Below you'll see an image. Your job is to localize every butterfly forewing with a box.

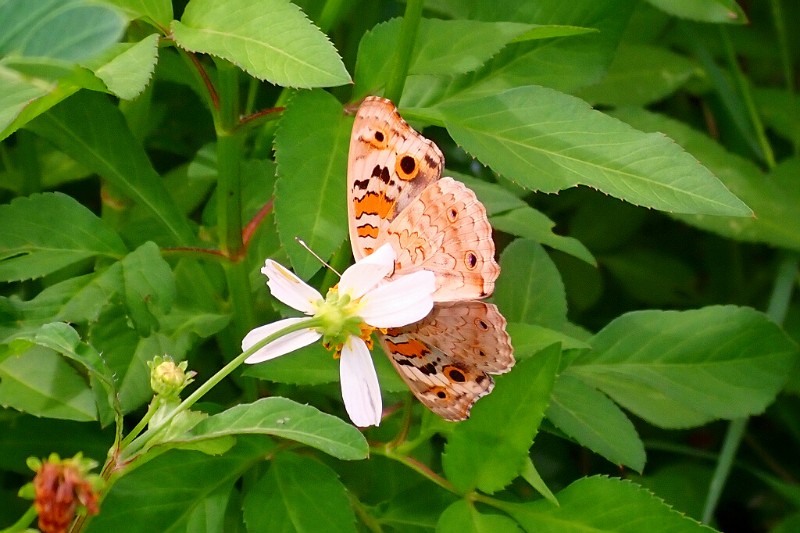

[348,97,443,260]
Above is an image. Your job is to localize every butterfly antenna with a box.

[294,237,342,277]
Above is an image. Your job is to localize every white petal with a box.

[359,270,436,328]
[262,260,322,314]
[339,337,382,427]
[339,243,396,300]
[242,317,322,364]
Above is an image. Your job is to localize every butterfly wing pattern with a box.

[347,96,514,421]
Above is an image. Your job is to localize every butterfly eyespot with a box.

[443,365,466,383]
[367,129,389,149]
[395,154,419,181]
[475,319,489,330]
[447,207,458,222]
[465,251,479,270]
[429,386,450,399]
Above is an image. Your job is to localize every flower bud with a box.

[148,355,196,399]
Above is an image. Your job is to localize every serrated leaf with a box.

[451,173,527,215]
[85,438,271,533]
[0,192,126,281]
[0,0,126,63]
[0,345,95,421]
[92,34,160,100]
[646,0,747,24]
[442,344,560,493]
[613,108,800,251]
[274,90,349,279]
[503,476,715,532]
[436,87,751,216]
[570,306,799,429]
[104,0,173,27]
[507,323,590,360]
[355,18,537,96]
[182,397,368,460]
[578,43,699,107]
[401,1,636,102]
[495,240,567,328]
[438,499,523,533]
[491,206,595,266]
[26,91,197,245]
[172,0,350,88]
[547,374,645,471]
[243,453,357,532]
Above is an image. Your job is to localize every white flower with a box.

[242,244,436,427]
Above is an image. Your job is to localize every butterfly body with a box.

[347,96,514,420]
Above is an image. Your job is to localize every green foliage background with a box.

[0,0,799,531]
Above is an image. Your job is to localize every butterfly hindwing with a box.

[378,177,500,301]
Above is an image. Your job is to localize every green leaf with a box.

[243,341,338,385]
[404,1,636,97]
[503,476,715,532]
[121,242,176,336]
[507,323,590,360]
[355,18,537,96]
[0,192,127,281]
[495,240,567,328]
[243,453,357,532]
[520,458,558,506]
[631,463,714,521]
[577,43,699,107]
[547,374,645,471]
[91,34,160,100]
[646,0,747,24]
[0,0,126,63]
[90,307,187,413]
[613,108,800,251]
[491,206,595,266]
[437,87,752,216]
[451,173,527,215]
[172,0,350,88]
[0,65,55,140]
[571,306,799,428]
[754,87,800,147]
[274,90,349,279]
[104,0,173,27]
[85,437,271,533]
[442,344,560,493]
[438,499,522,533]
[0,344,95,421]
[182,397,368,460]
[26,91,197,245]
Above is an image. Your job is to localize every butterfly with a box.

[347,96,514,420]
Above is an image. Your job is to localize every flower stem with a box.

[119,317,324,461]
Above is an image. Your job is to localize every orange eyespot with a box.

[395,154,419,181]
[428,386,450,400]
[366,128,389,149]
[443,365,467,383]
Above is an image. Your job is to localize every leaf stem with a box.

[371,446,457,493]
[384,0,423,102]
[701,254,798,523]
[719,26,775,170]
